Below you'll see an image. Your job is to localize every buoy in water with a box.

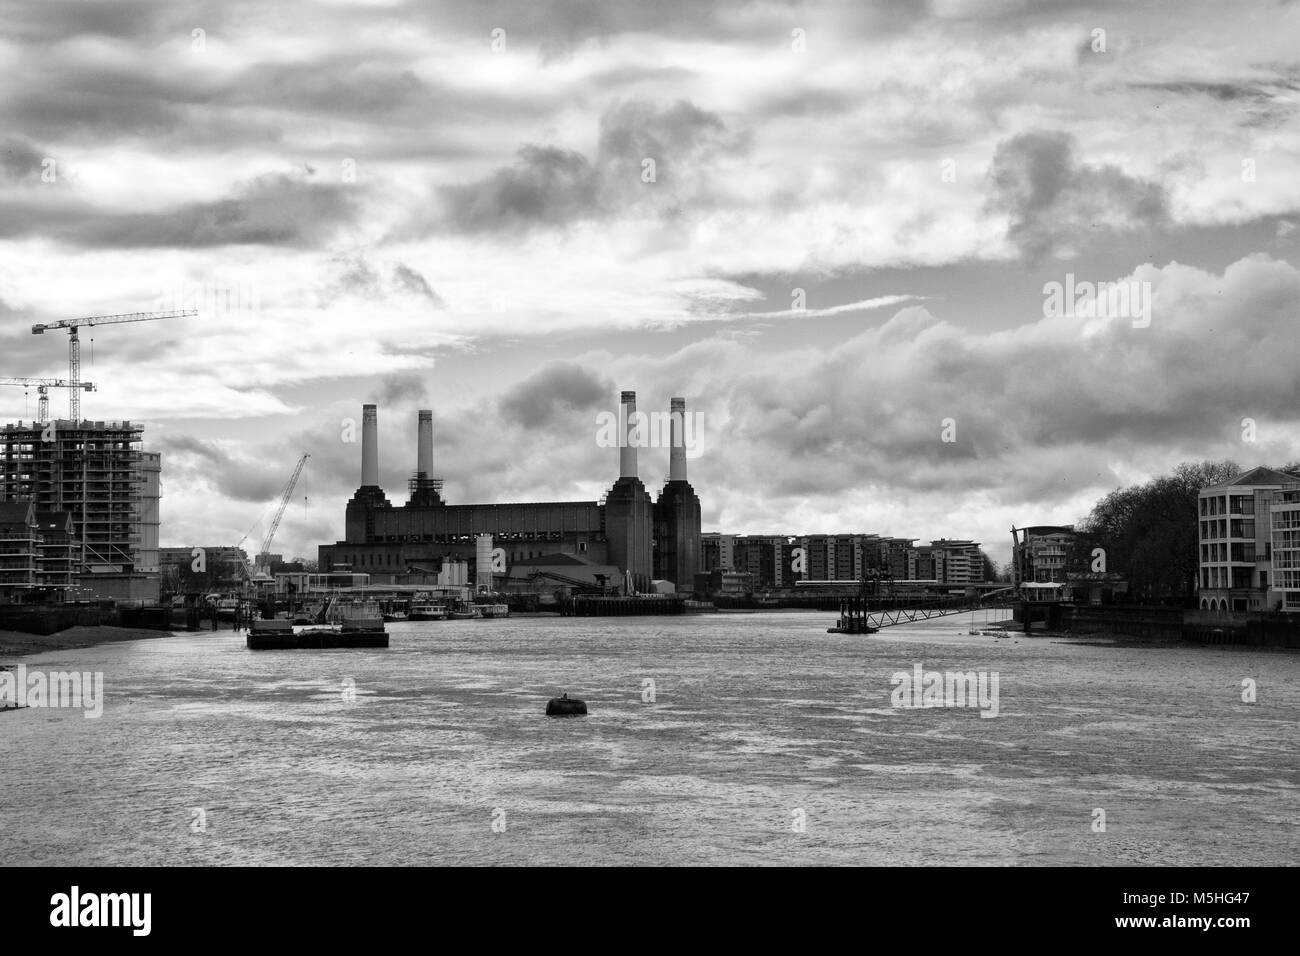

[546,693,587,716]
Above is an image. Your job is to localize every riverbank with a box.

[0,625,174,661]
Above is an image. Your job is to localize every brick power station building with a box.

[318,392,702,594]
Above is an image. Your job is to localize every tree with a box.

[980,552,997,582]
[1076,460,1241,605]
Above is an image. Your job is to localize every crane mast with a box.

[31,309,196,420]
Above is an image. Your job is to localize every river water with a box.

[2,611,1297,866]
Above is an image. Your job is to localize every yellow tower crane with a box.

[31,309,196,420]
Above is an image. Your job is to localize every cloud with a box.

[743,294,925,320]
[434,99,743,234]
[392,263,444,304]
[440,145,599,233]
[0,137,45,182]
[0,171,361,247]
[498,361,611,429]
[986,131,1168,261]
[596,98,743,181]
[371,374,431,408]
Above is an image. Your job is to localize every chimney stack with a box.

[619,390,638,479]
[669,397,688,482]
[361,403,379,487]
[417,410,433,478]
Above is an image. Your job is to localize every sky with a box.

[1,0,1298,568]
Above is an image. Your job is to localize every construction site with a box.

[0,308,193,626]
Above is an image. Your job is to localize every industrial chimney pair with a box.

[618,391,690,483]
[359,404,434,489]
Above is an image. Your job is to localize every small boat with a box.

[409,603,448,621]
[448,605,481,620]
[476,603,510,618]
[546,693,587,716]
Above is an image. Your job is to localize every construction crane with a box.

[0,377,96,422]
[253,453,310,576]
[31,309,196,420]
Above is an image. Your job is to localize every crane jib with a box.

[27,309,195,420]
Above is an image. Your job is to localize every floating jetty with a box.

[561,596,685,616]
[246,618,388,650]
[827,597,879,634]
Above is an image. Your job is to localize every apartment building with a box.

[1197,467,1295,612]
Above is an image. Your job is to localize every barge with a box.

[246,617,388,650]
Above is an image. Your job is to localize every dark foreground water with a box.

[2,611,1297,865]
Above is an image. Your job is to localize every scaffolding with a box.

[0,419,150,572]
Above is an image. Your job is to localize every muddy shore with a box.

[0,625,175,661]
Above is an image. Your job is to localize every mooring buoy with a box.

[546,693,587,716]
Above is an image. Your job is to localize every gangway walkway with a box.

[850,587,1018,631]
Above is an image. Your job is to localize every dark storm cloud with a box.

[1129,77,1300,128]
[372,373,431,407]
[596,99,746,180]
[392,263,443,304]
[321,256,445,306]
[435,100,743,233]
[157,433,298,503]
[155,434,226,465]
[986,130,1168,262]
[2,59,210,140]
[498,361,610,428]
[440,145,599,232]
[0,138,45,182]
[0,0,175,42]
[216,467,294,504]
[401,0,817,49]
[0,171,360,248]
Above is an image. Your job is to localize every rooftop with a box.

[1203,466,1300,491]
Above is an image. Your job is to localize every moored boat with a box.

[409,602,448,621]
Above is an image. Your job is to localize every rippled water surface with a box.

[3,612,1297,865]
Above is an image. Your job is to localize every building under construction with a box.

[0,419,161,602]
[318,391,703,594]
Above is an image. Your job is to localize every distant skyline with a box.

[2,0,1298,568]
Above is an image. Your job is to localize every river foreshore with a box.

[0,626,174,661]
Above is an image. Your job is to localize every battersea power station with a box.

[318,391,702,594]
